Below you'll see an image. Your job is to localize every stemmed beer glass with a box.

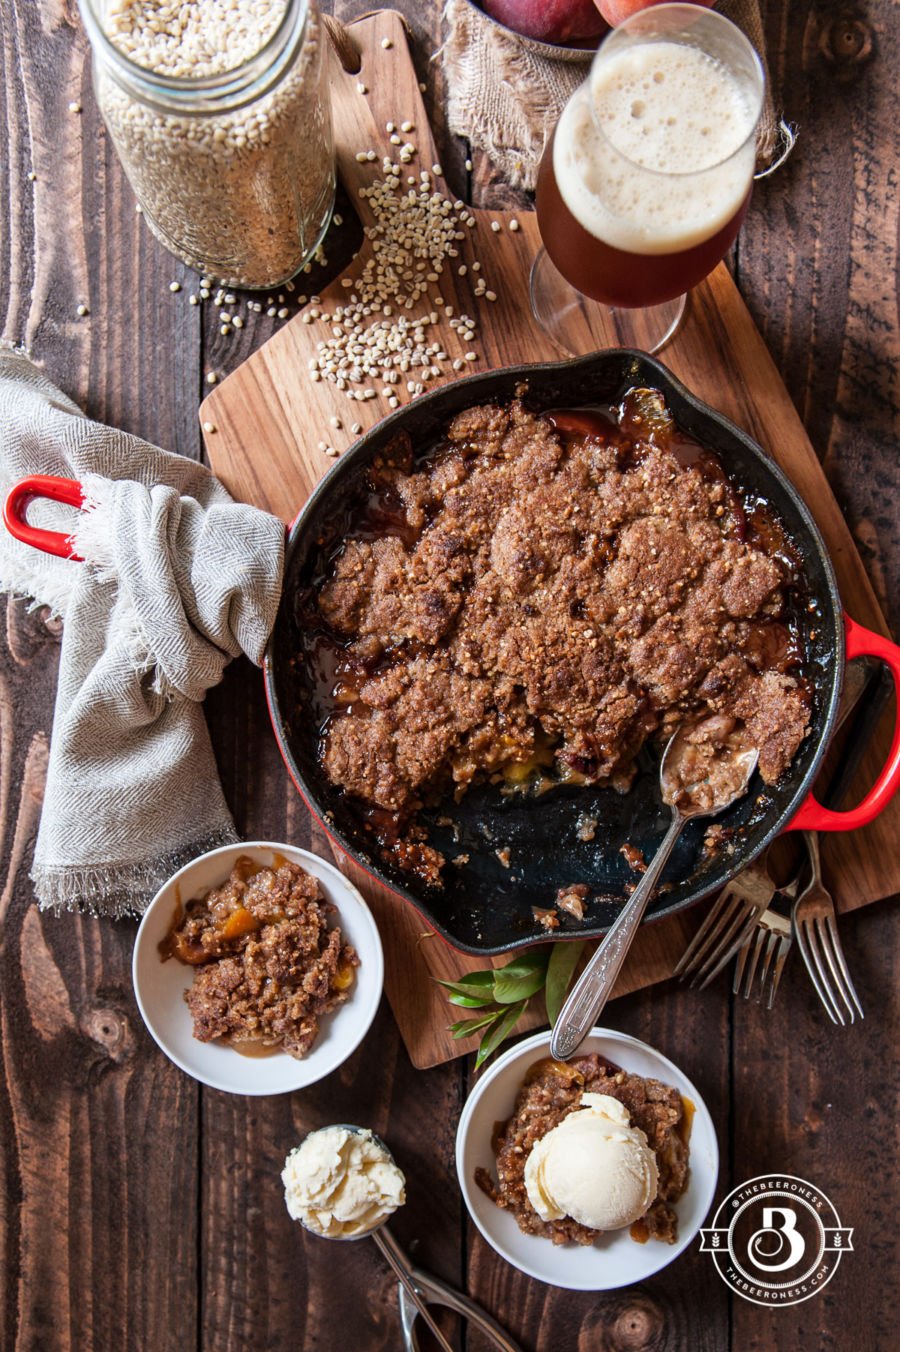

[531,3,765,354]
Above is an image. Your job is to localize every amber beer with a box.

[537,138,751,308]
[536,14,762,310]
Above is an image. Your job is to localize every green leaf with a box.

[544,941,586,1026]
[448,1010,503,1039]
[492,964,549,1005]
[491,948,550,1005]
[437,972,497,1006]
[436,970,496,1002]
[475,1000,528,1069]
[446,991,497,1008]
[495,950,550,980]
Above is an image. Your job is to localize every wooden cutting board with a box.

[202,10,900,1069]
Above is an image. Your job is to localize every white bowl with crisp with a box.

[456,1028,718,1290]
[132,842,383,1095]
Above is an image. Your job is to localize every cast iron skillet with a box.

[259,350,900,954]
[8,352,898,954]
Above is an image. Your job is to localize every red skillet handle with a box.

[3,475,86,562]
[788,613,900,832]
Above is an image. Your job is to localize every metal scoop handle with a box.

[292,1125,520,1351]
[371,1228,456,1352]
[388,1231,523,1352]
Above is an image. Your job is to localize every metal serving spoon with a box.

[291,1126,521,1352]
[550,723,759,1061]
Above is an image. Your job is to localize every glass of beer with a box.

[532,4,765,354]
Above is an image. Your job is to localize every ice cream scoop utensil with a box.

[290,1126,521,1352]
[381,1228,522,1352]
[551,726,759,1060]
[367,1227,456,1352]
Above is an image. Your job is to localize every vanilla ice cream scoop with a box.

[282,1125,406,1238]
[282,1126,519,1352]
[524,1092,658,1231]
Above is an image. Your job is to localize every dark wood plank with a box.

[730,899,898,1352]
[0,1,203,1347]
[1,1,897,1350]
[0,597,199,1352]
[740,0,900,632]
[734,2,898,1348]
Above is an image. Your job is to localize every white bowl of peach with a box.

[132,842,383,1095]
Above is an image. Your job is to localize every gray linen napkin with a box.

[0,349,285,917]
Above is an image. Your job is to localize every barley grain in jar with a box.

[80,0,335,289]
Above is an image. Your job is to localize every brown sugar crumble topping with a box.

[475,1054,690,1246]
[162,855,359,1059]
[305,389,811,884]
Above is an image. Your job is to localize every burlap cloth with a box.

[0,349,285,917]
[442,0,794,191]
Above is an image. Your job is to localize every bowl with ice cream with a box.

[456,1028,718,1289]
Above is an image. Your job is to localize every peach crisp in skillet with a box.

[301,389,811,886]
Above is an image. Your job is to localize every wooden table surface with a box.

[1,2,897,1349]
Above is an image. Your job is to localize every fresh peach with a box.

[594,0,714,28]
[481,0,607,44]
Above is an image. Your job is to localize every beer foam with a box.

[554,41,758,256]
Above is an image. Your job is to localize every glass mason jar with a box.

[79,0,335,290]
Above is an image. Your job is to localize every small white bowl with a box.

[456,1028,718,1290]
[133,842,383,1096]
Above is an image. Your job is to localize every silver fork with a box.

[792,832,865,1025]
[673,852,776,989]
[732,866,804,1008]
[672,660,877,996]
[726,658,878,1009]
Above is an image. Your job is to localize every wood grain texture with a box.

[201,10,900,1071]
[0,597,199,1352]
[729,897,898,1352]
[742,2,900,631]
[0,0,896,1348]
[1,1,202,1346]
[200,10,551,512]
